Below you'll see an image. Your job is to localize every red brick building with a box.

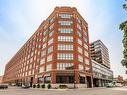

[3,7,92,88]
[0,76,3,83]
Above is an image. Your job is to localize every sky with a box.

[0,0,127,79]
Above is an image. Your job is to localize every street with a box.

[0,87,127,95]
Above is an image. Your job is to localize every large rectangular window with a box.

[39,66,44,73]
[49,17,55,23]
[77,31,82,38]
[79,64,84,71]
[47,46,53,53]
[49,23,54,30]
[78,39,82,46]
[57,63,74,70]
[58,44,73,50]
[84,44,88,50]
[78,55,83,62]
[85,58,90,65]
[49,30,54,37]
[40,58,45,64]
[84,51,89,57]
[58,28,73,33]
[59,13,73,18]
[41,50,46,57]
[42,43,46,49]
[46,64,52,71]
[58,36,73,42]
[47,54,53,62]
[57,53,73,60]
[78,47,83,54]
[77,24,81,30]
[48,38,53,45]
[84,37,88,43]
[58,20,73,26]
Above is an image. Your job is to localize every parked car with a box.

[106,83,114,88]
[21,84,30,89]
[11,83,16,86]
[0,84,8,89]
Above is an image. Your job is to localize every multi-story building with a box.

[0,76,3,83]
[90,40,113,87]
[3,7,92,88]
[92,60,113,87]
[90,40,110,69]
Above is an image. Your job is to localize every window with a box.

[29,64,32,69]
[49,23,54,30]
[85,58,90,65]
[45,76,51,83]
[47,46,53,53]
[42,43,46,49]
[78,47,83,54]
[28,70,31,75]
[58,28,73,33]
[58,20,73,25]
[84,51,89,57]
[84,31,87,36]
[43,37,47,42]
[77,24,81,30]
[79,64,84,71]
[59,13,73,18]
[86,67,90,73]
[39,66,44,73]
[84,44,88,50]
[58,44,73,50]
[78,55,83,62]
[46,64,52,71]
[77,31,82,38]
[41,50,46,57]
[38,77,43,83]
[40,58,45,64]
[30,58,33,63]
[77,17,81,23]
[57,63,74,70]
[58,36,73,42]
[49,17,54,23]
[49,30,54,37]
[48,38,53,45]
[34,56,36,61]
[47,54,52,62]
[43,29,48,36]
[57,53,73,60]
[78,39,82,46]
[84,37,88,43]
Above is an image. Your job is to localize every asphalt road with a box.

[0,86,127,95]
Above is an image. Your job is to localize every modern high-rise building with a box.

[3,7,92,88]
[90,40,113,87]
[90,40,110,69]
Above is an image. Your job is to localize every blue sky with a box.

[0,0,127,78]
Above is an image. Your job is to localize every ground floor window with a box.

[44,76,51,83]
[80,76,85,83]
[56,76,74,83]
[38,77,43,83]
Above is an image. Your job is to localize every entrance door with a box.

[30,77,33,87]
[86,76,92,88]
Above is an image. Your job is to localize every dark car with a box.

[0,84,8,89]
